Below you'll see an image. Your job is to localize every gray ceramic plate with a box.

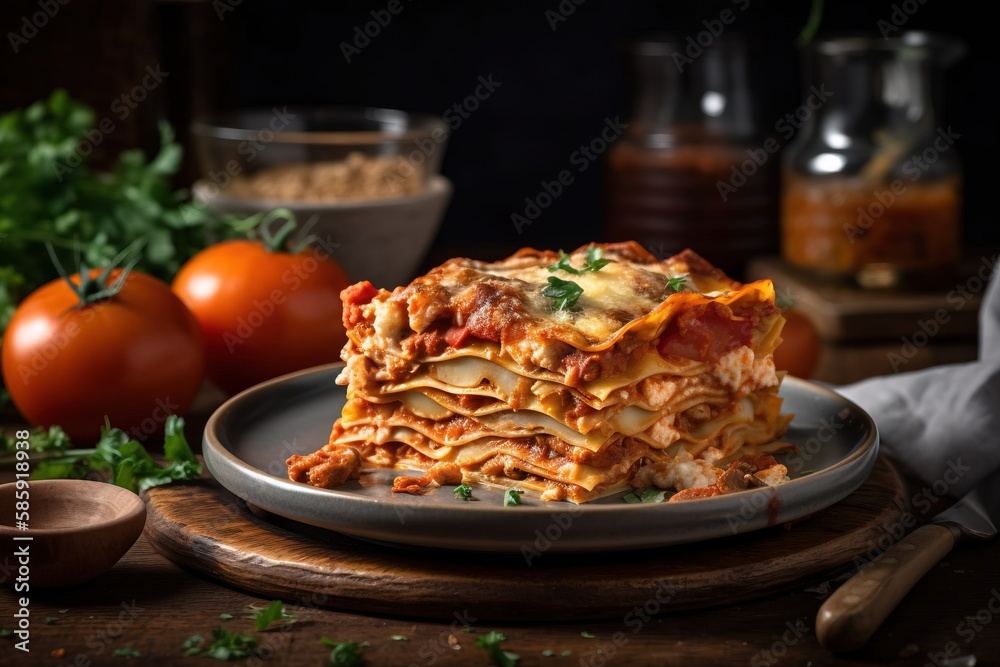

[203,364,879,552]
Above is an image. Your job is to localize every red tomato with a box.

[772,309,821,379]
[171,240,350,395]
[1,270,205,443]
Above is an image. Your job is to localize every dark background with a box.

[1,0,995,260]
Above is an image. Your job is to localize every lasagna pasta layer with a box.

[288,242,793,503]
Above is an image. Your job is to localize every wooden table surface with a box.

[2,473,999,666]
[1,527,998,666]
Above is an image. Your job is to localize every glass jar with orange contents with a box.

[781,33,965,287]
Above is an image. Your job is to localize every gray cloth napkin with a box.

[836,260,1000,499]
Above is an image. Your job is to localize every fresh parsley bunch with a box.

[0,90,254,403]
[0,91,217,308]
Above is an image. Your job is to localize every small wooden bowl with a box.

[0,479,146,588]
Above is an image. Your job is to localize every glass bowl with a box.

[190,106,449,203]
[190,106,453,288]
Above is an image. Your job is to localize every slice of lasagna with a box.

[287,242,793,503]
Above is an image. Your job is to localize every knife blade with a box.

[816,482,999,653]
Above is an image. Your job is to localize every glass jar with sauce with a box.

[605,37,779,281]
[781,33,965,288]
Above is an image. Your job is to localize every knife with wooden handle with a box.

[816,487,998,653]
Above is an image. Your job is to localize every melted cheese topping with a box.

[479,260,681,340]
[350,244,779,361]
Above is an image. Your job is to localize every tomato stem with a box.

[263,220,298,253]
[45,239,146,308]
[254,209,323,254]
[288,213,321,254]
[255,209,298,253]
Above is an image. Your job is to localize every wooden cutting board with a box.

[746,256,985,343]
[144,457,905,622]
[746,257,983,383]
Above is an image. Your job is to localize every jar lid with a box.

[812,31,964,66]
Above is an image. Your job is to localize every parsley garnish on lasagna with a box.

[286,242,793,503]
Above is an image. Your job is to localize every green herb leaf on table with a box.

[622,488,668,504]
[112,647,142,658]
[503,489,523,506]
[0,425,71,455]
[182,633,203,656]
[390,634,408,641]
[453,484,474,501]
[219,613,233,621]
[184,628,260,661]
[476,631,520,667]
[0,418,201,493]
[248,600,297,631]
[580,631,595,638]
[542,277,583,311]
[0,425,87,478]
[93,417,203,493]
[320,638,368,666]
